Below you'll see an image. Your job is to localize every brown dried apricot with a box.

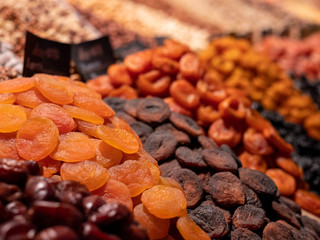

[263,127,293,154]
[15,87,50,108]
[50,132,96,162]
[16,117,59,161]
[133,203,170,239]
[63,104,104,125]
[163,97,193,117]
[37,157,61,178]
[60,160,109,191]
[232,205,266,231]
[0,93,15,104]
[0,77,34,93]
[31,103,75,134]
[141,185,187,219]
[275,156,302,178]
[0,104,26,133]
[177,215,211,240]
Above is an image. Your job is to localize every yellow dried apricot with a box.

[0,104,26,133]
[177,215,211,240]
[0,93,15,104]
[75,119,100,139]
[15,87,50,108]
[0,77,34,93]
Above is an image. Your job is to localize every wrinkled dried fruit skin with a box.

[159,159,182,178]
[242,184,262,208]
[0,104,26,133]
[176,215,211,240]
[35,226,78,240]
[209,172,245,208]
[175,146,207,169]
[169,112,202,137]
[201,148,237,173]
[231,227,261,240]
[232,204,266,231]
[271,201,301,229]
[262,222,295,240]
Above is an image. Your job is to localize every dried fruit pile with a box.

[104,96,320,238]
[0,158,148,239]
[87,39,320,211]
[0,74,209,239]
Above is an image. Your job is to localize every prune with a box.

[82,196,106,217]
[262,222,294,240]
[25,176,55,201]
[231,227,261,240]
[0,158,28,185]
[197,135,218,149]
[171,168,203,208]
[278,196,301,214]
[55,181,91,209]
[169,112,202,137]
[88,203,132,231]
[201,148,237,173]
[232,204,266,230]
[0,217,35,240]
[31,201,83,229]
[4,201,27,219]
[136,97,171,126]
[271,201,301,229]
[34,226,78,240]
[103,97,126,112]
[209,172,245,208]
[159,159,182,178]
[239,168,278,201]
[143,131,178,162]
[189,203,228,238]
[175,147,207,169]
[124,98,142,118]
[242,184,262,208]
[0,182,22,202]
[130,121,153,143]
[155,123,191,145]
[80,222,121,240]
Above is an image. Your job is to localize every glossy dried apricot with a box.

[97,125,139,154]
[31,103,75,134]
[15,87,50,108]
[294,189,320,217]
[75,120,100,139]
[73,92,115,119]
[137,70,171,97]
[266,168,296,196]
[141,185,187,219]
[263,127,293,154]
[239,151,267,172]
[158,39,189,60]
[16,117,59,161]
[108,85,138,99]
[33,74,73,105]
[243,128,273,156]
[179,53,203,82]
[0,93,15,104]
[275,156,302,179]
[86,75,114,97]
[63,105,104,125]
[177,215,211,240]
[133,203,170,239]
[60,160,109,191]
[0,132,20,159]
[90,138,122,169]
[92,179,133,211]
[38,157,61,178]
[164,97,193,117]
[0,104,26,133]
[152,55,179,74]
[196,105,220,127]
[50,132,96,162]
[107,64,133,87]
[108,159,158,197]
[158,176,184,192]
[124,50,152,74]
[0,77,34,93]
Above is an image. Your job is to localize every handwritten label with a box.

[72,36,115,81]
[23,31,71,77]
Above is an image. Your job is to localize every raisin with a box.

[262,222,295,240]
[201,148,238,173]
[271,201,301,229]
[189,203,228,238]
[239,168,278,201]
[175,147,207,169]
[159,159,182,178]
[144,131,178,162]
[136,97,171,126]
[171,168,203,208]
[230,227,261,240]
[233,204,266,230]
[169,112,202,137]
[130,121,153,143]
[209,172,245,208]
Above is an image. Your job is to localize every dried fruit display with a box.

[87,40,320,208]
[0,74,208,239]
[0,158,148,239]
[104,96,320,238]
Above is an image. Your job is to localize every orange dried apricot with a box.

[63,104,104,125]
[137,70,171,97]
[141,185,187,219]
[86,75,114,97]
[152,55,179,74]
[16,117,59,161]
[177,215,211,240]
[108,85,138,99]
[15,87,50,108]
[75,119,100,139]
[163,97,193,118]
[158,176,184,192]
[107,64,133,87]
[196,104,220,127]
[0,77,34,93]
[31,103,75,134]
[90,138,122,169]
[92,179,133,211]
[60,160,109,191]
[0,104,26,133]
[97,125,139,154]
[0,132,20,159]
[263,127,293,154]
[33,74,73,105]
[108,159,157,197]
[38,157,61,178]
[218,96,251,121]
[294,189,320,217]
[275,156,303,179]
[179,53,203,82]
[243,128,273,156]
[133,203,170,239]
[50,132,96,162]
[124,50,152,74]
[0,93,15,104]
[157,39,189,60]
[266,168,296,196]
[239,151,267,172]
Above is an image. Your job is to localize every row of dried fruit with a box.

[0,74,319,239]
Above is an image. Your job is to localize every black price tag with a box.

[114,40,148,60]
[23,31,71,77]
[72,36,115,81]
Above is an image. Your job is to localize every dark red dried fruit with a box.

[233,204,266,231]
[201,148,238,173]
[239,168,278,201]
[271,201,301,229]
[35,226,78,240]
[209,172,245,208]
[175,146,207,169]
[115,111,136,124]
[301,215,320,236]
[82,196,106,217]
[80,222,121,240]
[25,176,55,202]
[171,168,203,208]
[169,112,202,137]
[143,130,178,162]
[262,222,294,240]
[0,158,28,185]
[0,182,22,203]
[231,227,261,240]
[0,217,35,240]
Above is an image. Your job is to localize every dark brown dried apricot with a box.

[262,222,294,240]
[169,112,202,137]
[201,148,237,173]
[230,228,261,240]
[159,159,182,178]
[242,184,262,208]
[271,201,300,229]
[129,121,153,143]
[233,204,266,231]
[175,146,207,169]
